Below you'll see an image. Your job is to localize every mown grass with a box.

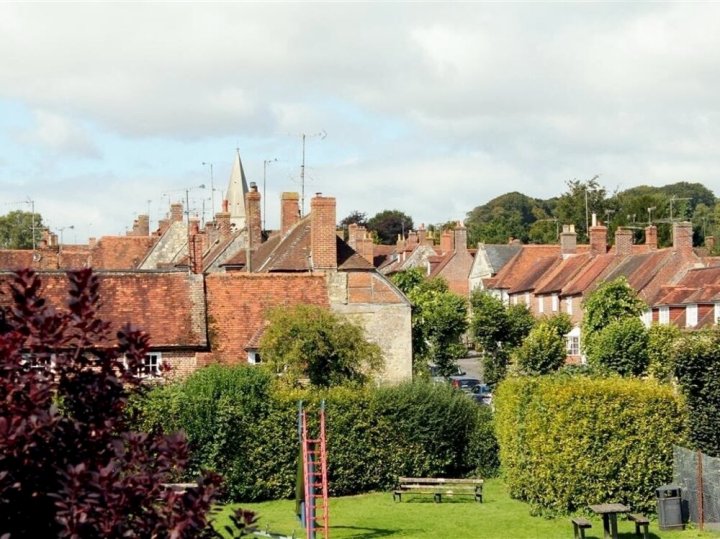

[215,478,720,538]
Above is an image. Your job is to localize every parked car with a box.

[428,364,465,384]
[470,383,493,406]
[448,375,481,393]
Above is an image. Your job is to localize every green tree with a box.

[465,192,548,245]
[647,323,682,381]
[391,270,468,376]
[589,317,650,376]
[582,277,646,364]
[469,291,535,385]
[259,304,383,387]
[514,321,567,375]
[0,210,44,249]
[367,210,414,245]
[555,177,607,243]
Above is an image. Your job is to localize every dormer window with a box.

[247,349,262,365]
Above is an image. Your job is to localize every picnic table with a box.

[589,503,630,539]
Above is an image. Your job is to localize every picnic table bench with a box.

[392,477,484,503]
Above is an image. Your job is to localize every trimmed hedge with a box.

[134,366,498,501]
[494,375,686,515]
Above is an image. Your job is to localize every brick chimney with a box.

[673,221,693,255]
[170,203,183,223]
[560,224,577,256]
[453,221,467,252]
[418,224,428,245]
[281,192,300,235]
[645,225,658,251]
[216,211,232,239]
[407,230,419,247]
[188,219,205,274]
[351,226,374,265]
[615,227,633,256]
[245,182,262,250]
[440,230,454,253]
[128,214,150,236]
[589,213,607,255]
[310,194,337,270]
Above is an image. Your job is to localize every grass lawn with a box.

[215,478,720,539]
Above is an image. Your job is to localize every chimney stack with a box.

[453,221,467,252]
[170,203,184,223]
[560,224,577,256]
[645,225,658,250]
[614,227,633,256]
[245,182,262,250]
[440,230,454,253]
[128,214,150,236]
[281,192,300,235]
[310,194,337,271]
[673,221,693,255]
[188,219,205,274]
[216,211,232,239]
[589,214,607,255]
[706,235,716,253]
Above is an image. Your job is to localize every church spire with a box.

[226,149,249,230]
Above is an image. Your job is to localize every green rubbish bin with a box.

[656,484,683,530]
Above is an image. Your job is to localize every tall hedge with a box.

[135,366,498,501]
[494,375,686,515]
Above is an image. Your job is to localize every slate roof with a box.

[483,244,522,274]
[602,250,674,296]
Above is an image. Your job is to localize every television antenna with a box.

[299,131,326,216]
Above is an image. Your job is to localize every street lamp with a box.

[263,158,278,231]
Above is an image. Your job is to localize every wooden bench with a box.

[627,513,649,539]
[392,477,483,503]
[571,517,592,539]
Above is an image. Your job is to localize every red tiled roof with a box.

[508,256,560,294]
[0,271,207,348]
[561,254,619,297]
[90,236,157,269]
[204,273,328,364]
[534,253,592,295]
[491,245,561,291]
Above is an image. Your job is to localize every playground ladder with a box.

[301,403,330,539]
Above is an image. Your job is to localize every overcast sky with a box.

[2,3,720,242]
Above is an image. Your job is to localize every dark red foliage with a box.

[0,269,253,538]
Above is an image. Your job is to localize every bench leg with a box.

[393,492,401,502]
[635,522,648,539]
[573,523,587,539]
[433,493,442,503]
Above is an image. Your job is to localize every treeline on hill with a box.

[465,180,718,249]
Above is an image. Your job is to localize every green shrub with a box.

[647,324,682,381]
[514,321,567,375]
[494,375,686,515]
[135,367,498,502]
[674,329,720,457]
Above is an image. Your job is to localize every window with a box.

[641,309,652,327]
[565,297,573,315]
[687,304,698,328]
[247,350,262,365]
[141,353,162,377]
[551,294,559,312]
[715,303,720,325]
[512,294,518,305]
[537,296,544,314]
[525,292,530,305]
[659,306,670,325]
[566,327,581,358]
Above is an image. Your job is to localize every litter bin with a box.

[656,484,683,530]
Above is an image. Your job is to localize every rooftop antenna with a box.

[299,130,327,216]
[263,158,278,232]
[202,162,215,218]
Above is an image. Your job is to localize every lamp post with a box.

[263,158,278,231]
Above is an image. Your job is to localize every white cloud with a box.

[17,110,100,158]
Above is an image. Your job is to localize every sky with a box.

[2,3,720,243]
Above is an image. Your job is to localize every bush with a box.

[136,367,499,501]
[674,329,720,456]
[494,374,686,515]
[647,324,682,382]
